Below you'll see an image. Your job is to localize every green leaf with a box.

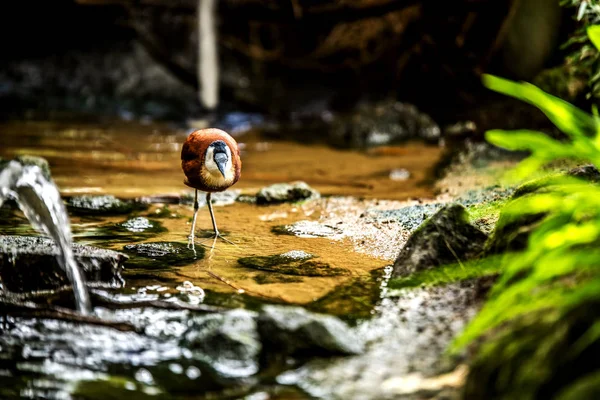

[482,74,599,139]
[587,25,600,51]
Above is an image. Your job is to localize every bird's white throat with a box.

[203,145,235,185]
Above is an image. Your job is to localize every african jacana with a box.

[181,128,241,244]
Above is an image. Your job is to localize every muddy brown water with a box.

[0,119,443,307]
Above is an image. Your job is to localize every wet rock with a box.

[256,182,319,205]
[12,155,52,181]
[309,268,387,320]
[329,101,441,148]
[122,242,202,269]
[368,203,444,232]
[238,251,349,277]
[253,273,303,285]
[258,305,364,356]
[276,282,483,400]
[182,309,261,379]
[0,308,233,398]
[392,204,488,278]
[0,235,126,292]
[513,164,600,199]
[66,195,148,216]
[118,217,166,234]
[272,221,343,238]
[567,164,600,182]
[485,212,546,255]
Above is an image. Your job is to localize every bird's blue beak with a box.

[214,152,228,178]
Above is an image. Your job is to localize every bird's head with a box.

[181,128,241,192]
[204,140,231,179]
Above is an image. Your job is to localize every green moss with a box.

[238,251,349,277]
[73,377,163,399]
[388,257,502,291]
[253,273,304,284]
[122,241,203,269]
[309,268,386,321]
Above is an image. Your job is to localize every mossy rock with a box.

[66,195,148,215]
[513,164,600,199]
[484,211,546,255]
[14,155,52,181]
[79,217,168,245]
[309,268,385,321]
[122,241,203,269]
[392,204,487,278]
[253,273,304,284]
[256,181,319,205]
[238,250,349,277]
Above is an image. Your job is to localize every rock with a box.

[238,251,349,277]
[256,182,319,205]
[329,101,441,148]
[253,273,303,285]
[392,204,488,278]
[118,217,166,234]
[484,212,546,255]
[276,282,484,400]
[486,166,600,255]
[0,235,126,292]
[258,305,364,356]
[66,195,148,216]
[182,309,261,379]
[122,242,203,269]
[567,164,600,182]
[13,155,52,181]
[308,269,386,320]
[271,221,343,238]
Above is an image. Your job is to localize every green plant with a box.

[452,28,600,352]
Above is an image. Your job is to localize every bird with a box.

[181,128,241,245]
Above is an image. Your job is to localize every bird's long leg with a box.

[206,192,218,235]
[188,189,199,248]
[205,192,236,245]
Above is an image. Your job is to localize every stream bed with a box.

[0,119,484,399]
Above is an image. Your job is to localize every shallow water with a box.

[0,120,443,305]
[0,119,452,399]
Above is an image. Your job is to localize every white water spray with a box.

[198,0,219,110]
[0,160,91,314]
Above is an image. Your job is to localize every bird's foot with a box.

[198,231,237,247]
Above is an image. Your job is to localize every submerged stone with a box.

[0,235,126,292]
[182,309,261,379]
[256,181,319,205]
[66,195,148,215]
[238,251,349,277]
[392,204,488,278]
[309,268,387,320]
[272,220,343,238]
[258,305,364,355]
[253,273,304,285]
[122,242,202,269]
[118,217,166,233]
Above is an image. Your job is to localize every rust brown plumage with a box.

[180,128,242,245]
[181,128,241,192]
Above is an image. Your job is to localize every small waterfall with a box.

[0,159,91,314]
[198,0,219,109]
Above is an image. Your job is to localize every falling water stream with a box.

[0,159,91,314]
